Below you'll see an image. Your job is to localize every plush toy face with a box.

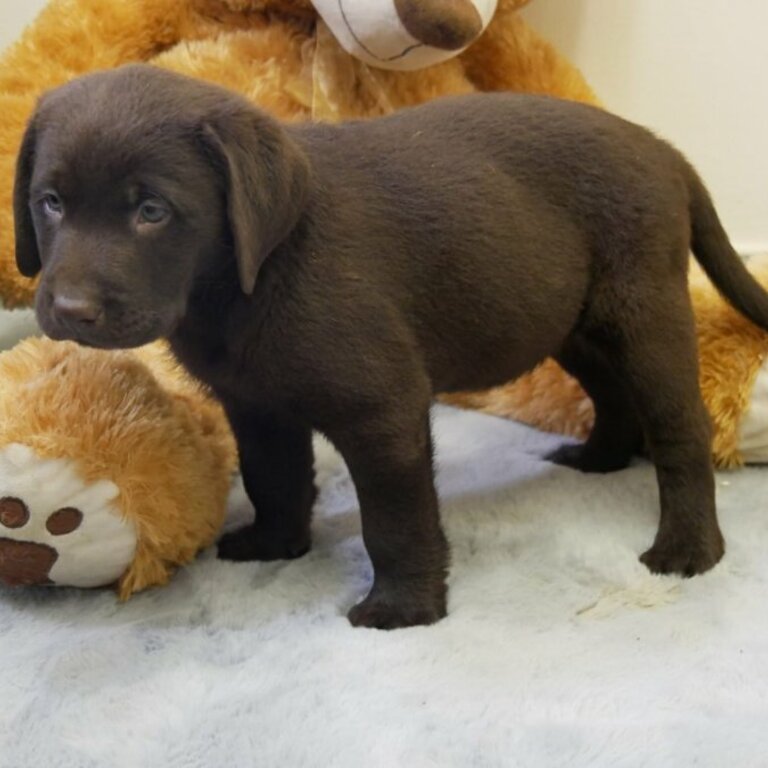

[313,0,498,71]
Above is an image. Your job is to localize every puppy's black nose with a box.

[51,294,102,325]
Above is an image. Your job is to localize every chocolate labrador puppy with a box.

[14,65,768,628]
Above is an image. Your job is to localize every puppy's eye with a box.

[39,193,63,218]
[137,199,170,226]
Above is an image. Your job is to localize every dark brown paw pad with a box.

[348,591,447,630]
[217,525,310,562]
[547,443,632,474]
[640,533,725,578]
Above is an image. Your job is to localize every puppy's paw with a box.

[217,524,310,562]
[640,530,725,577]
[547,443,632,474]
[348,585,447,630]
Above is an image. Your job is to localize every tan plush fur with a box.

[444,261,768,469]
[0,338,237,597]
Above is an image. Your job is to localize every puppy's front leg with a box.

[331,413,449,630]
[218,404,316,562]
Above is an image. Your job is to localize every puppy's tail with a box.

[687,165,768,330]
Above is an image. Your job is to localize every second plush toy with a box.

[0,338,237,598]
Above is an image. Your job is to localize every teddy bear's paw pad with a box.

[0,497,29,528]
[0,445,138,589]
[0,538,57,586]
[46,507,83,536]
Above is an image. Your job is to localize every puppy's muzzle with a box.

[51,294,103,326]
[43,290,106,342]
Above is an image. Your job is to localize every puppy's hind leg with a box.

[611,290,724,577]
[547,333,643,473]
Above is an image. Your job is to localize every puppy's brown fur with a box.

[15,65,768,628]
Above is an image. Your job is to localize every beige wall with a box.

[2,0,766,252]
[0,1,48,49]
[521,0,768,254]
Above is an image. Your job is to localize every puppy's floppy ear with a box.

[13,113,41,278]
[200,110,310,295]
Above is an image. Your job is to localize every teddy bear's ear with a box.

[198,112,310,295]
[13,113,42,279]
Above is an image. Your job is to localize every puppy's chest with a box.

[170,322,286,406]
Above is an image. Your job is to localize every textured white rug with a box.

[1,404,767,768]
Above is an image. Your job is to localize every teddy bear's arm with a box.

[461,2,599,106]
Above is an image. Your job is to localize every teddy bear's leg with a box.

[545,334,643,473]
[459,1,599,105]
[217,408,316,562]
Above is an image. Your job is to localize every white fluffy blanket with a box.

[2,405,766,767]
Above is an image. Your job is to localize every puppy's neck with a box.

[168,245,288,389]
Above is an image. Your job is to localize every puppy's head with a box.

[14,64,309,349]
